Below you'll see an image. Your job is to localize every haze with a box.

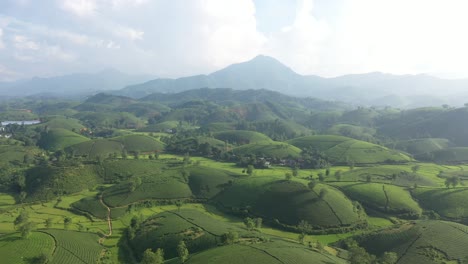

[1,0,468,81]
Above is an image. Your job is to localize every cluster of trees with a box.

[343,239,398,264]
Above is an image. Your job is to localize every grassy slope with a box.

[215,177,361,227]
[233,141,302,158]
[213,130,272,145]
[331,182,422,216]
[37,128,90,151]
[413,187,468,219]
[167,240,347,264]
[0,232,55,264]
[358,221,468,264]
[288,135,411,164]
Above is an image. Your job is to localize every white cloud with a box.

[0,28,4,49]
[13,35,39,50]
[60,0,98,16]
[45,45,76,62]
[114,26,144,41]
[262,0,331,74]
[0,64,19,81]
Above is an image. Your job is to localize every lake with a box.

[1,120,41,126]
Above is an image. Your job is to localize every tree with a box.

[292,166,299,177]
[32,252,50,264]
[63,216,72,230]
[318,173,325,182]
[298,232,306,244]
[334,170,342,181]
[380,251,398,264]
[14,211,29,227]
[366,175,372,182]
[133,151,140,160]
[243,217,255,230]
[221,231,239,245]
[19,221,35,239]
[411,165,420,174]
[44,218,53,228]
[175,200,183,212]
[308,180,317,190]
[255,217,262,229]
[121,149,127,159]
[141,248,164,264]
[285,172,292,181]
[319,188,328,199]
[246,165,254,176]
[325,168,330,176]
[177,240,189,263]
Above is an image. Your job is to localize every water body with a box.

[1,120,41,126]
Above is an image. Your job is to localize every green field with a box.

[288,135,411,164]
[213,130,273,145]
[357,221,468,264]
[166,240,347,264]
[0,232,55,264]
[233,141,302,158]
[413,187,468,219]
[37,128,90,151]
[331,182,422,217]
[215,177,362,227]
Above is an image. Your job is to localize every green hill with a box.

[0,230,103,264]
[355,221,468,264]
[24,165,100,201]
[327,124,376,142]
[288,135,411,164]
[0,231,55,264]
[187,166,240,199]
[215,178,363,228]
[331,182,422,218]
[233,141,302,158]
[0,144,42,166]
[166,240,347,264]
[66,134,164,158]
[390,138,450,157]
[430,147,468,163]
[33,116,84,131]
[413,187,468,220]
[213,130,272,145]
[129,209,248,260]
[101,167,192,207]
[37,128,90,151]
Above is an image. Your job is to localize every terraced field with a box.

[413,187,468,219]
[331,182,422,217]
[233,141,302,158]
[44,229,103,264]
[287,135,411,164]
[215,177,362,227]
[0,232,55,264]
[357,221,468,264]
[213,130,273,145]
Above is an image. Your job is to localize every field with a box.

[37,128,90,151]
[233,141,302,158]
[213,130,273,145]
[0,232,55,264]
[166,240,347,264]
[287,135,412,164]
[331,182,422,217]
[413,187,468,219]
[357,221,468,264]
[214,177,362,227]
[66,134,164,158]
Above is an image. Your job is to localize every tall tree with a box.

[177,240,189,263]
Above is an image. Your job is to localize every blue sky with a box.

[0,0,467,80]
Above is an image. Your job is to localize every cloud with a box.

[13,35,39,50]
[114,26,144,41]
[0,28,4,49]
[263,0,331,74]
[0,64,19,81]
[60,0,98,16]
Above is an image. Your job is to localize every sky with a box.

[0,0,468,81]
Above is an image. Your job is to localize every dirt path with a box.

[98,194,112,244]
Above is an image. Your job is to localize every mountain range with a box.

[3,55,468,107]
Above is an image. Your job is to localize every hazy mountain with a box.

[0,69,154,98]
[116,55,468,107]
